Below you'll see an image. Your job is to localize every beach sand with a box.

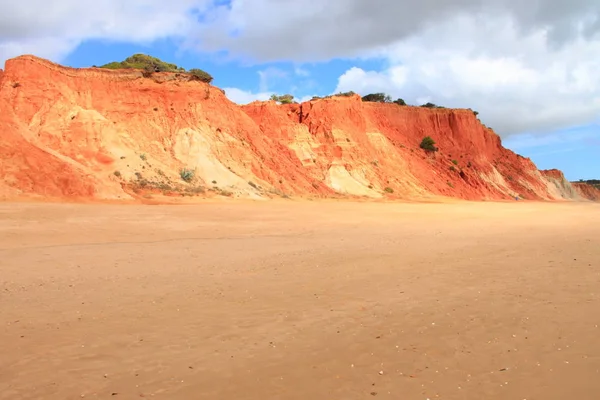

[1,200,599,399]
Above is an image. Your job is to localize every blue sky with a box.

[63,38,387,101]
[2,0,599,180]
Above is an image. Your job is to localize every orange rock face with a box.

[0,55,596,202]
[540,169,600,202]
[572,183,600,201]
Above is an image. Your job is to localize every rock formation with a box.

[1,55,598,202]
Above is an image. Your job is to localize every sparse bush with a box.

[113,171,121,177]
[452,159,458,165]
[99,54,213,84]
[361,93,392,103]
[333,91,356,97]
[419,136,438,152]
[188,68,213,83]
[447,181,454,188]
[100,54,182,72]
[180,168,195,182]
[248,181,258,189]
[12,82,21,88]
[421,102,442,108]
[270,94,294,104]
[140,153,147,161]
[384,187,394,193]
[449,166,456,172]
[393,98,407,106]
[467,161,472,168]
[185,186,206,195]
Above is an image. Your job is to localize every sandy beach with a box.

[1,200,599,399]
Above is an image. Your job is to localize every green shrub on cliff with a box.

[270,94,295,104]
[361,93,392,103]
[188,68,214,83]
[100,54,182,72]
[420,136,438,152]
[99,54,213,83]
[332,91,356,97]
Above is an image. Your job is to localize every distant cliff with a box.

[0,55,597,203]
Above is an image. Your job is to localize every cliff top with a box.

[3,54,479,116]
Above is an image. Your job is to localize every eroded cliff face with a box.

[541,170,600,201]
[0,55,595,202]
[572,183,600,201]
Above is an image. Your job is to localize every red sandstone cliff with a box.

[540,169,600,201]
[0,55,596,202]
[572,183,600,201]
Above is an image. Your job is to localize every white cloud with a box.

[223,87,272,104]
[297,95,316,103]
[504,125,599,150]
[0,0,206,65]
[183,0,600,136]
[257,67,288,92]
[294,66,310,77]
[2,0,599,138]
[336,66,409,96]
[189,0,600,62]
[333,14,600,136]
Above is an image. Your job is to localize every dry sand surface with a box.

[1,200,599,400]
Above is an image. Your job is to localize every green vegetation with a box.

[100,54,183,72]
[99,54,213,83]
[452,159,458,165]
[331,91,356,97]
[384,187,394,193]
[180,168,195,182]
[360,93,408,106]
[419,136,438,152]
[420,102,445,108]
[270,94,295,104]
[139,153,147,161]
[188,68,214,83]
[576,179,600,189]
[449,165,456,172]
[362,93,392,103]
